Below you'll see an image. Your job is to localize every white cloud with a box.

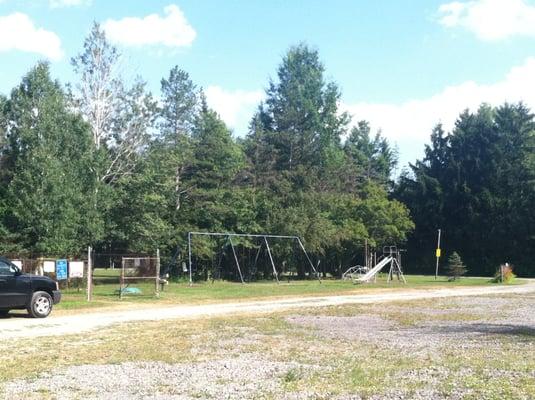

[205,86,264,133]
[0,13,63,60]
[103,4,196,48]
[343,57,535,166]
[438,0,535,40]
[49,0,91,8]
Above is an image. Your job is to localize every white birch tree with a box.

[71,23,157,185]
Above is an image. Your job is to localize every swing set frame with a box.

[187,232,321,285]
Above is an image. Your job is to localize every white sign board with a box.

[43,260,55,273]
[69,261,84,278]
[11,260,23,269]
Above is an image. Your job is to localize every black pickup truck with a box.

[0,257,61,318]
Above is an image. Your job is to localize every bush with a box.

[446,251,467,281]
[492,263,516,284]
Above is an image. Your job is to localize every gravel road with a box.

[2,282,534,339]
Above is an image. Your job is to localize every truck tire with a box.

[0,310,9,317]
[27,291,53,318]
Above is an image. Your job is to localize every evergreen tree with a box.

[253,43,349,188]
[188,95,244,189]
[396,103,535,276]
[446,252,467,280]
[344,120,398,186]
[1,63,95,255]
[159,66,197,142]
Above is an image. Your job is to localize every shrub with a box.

[492,263,516,284]
[446,252,467,281]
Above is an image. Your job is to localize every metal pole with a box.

[264,237,280,284]
[252,241,263,275]
[364,239,368,269]
[297,238,321,283]
[189,231,303,240]
[229,237,245,284]
[155,248,160,298]
[435,229,442,280]
[188,232,193,286]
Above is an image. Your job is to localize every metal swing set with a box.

[187,232,321,285]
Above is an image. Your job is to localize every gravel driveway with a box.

[1,281,534,339]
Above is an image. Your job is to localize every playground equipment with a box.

[187,232,321,285]
[344,245,406,284]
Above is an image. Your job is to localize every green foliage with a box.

[0,63,95,256]
[188,96,244,189]
[159,66,198,141]
[0,43,414,279]
[492,264,516,284]
[255,43,350,178]
[446,252,467,281]
[397,103,535,277]
[344,121,397,187]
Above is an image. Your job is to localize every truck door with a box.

[0,260,30,308]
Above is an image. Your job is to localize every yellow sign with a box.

[436,249,441,258]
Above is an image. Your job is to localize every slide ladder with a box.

[353,256,393,283]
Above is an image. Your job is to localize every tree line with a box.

[0,24,533,277]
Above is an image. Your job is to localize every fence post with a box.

[155,248,161,298]
[120,257,124,300]
[87,246,92,302]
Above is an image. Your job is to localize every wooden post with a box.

[155,248,161,297]
[120,257,124,300]
[87,246,92,302]
[188,232,193,286]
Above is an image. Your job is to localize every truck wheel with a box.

[0,310,9,318]
[27,291,53,318]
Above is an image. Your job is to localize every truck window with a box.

[0,261,13,276]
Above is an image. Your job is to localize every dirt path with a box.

[2,282,535,339]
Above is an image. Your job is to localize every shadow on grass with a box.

[433,323,535,337]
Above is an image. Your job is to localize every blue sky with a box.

[1,0,535,169]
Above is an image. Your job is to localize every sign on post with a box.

[435,248,441,258]
[43,260,55,273]
[56,259,68,280]
[69,261,84,278]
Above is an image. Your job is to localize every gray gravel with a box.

[3,292,534,400]
[4,356,326,400]
[287,294,535,352]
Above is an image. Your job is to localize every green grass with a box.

[53,269,516,312]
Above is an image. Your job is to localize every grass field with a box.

[2,290,534,399]
[54,269,522,312]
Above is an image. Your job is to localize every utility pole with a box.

[435,229,441,280]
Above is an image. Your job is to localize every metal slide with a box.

[354,256,393,283]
